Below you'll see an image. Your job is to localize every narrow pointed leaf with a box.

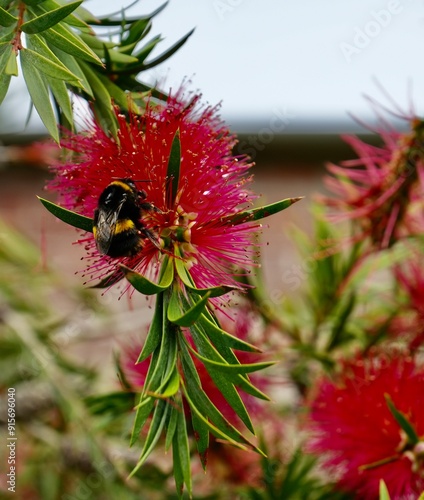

[0,72,11,105]
[173,408,192,497]
[165,405,179,452]
[199,313,261,353]
[222,197,304,225]
[50,46,93,96]
[95,70,139,113]
[103,45,139,64]
[385,394,419,445]
[78,33,115,50]
[43,23,102,65]
[379,480,391,500]
[137,293,163,363]
[89,270,124,289]
[48,76,74,125]
[38,197,93,232]
[188,326,254,433]
[141,28,195,70]
[191,410,209,470]
[21,1,83,33]
[167,290,210,327]
[20,47,81,84]
[0,6,18,26]
[179,341,264,455]
[21,62,59,141]
[121,257,173,295]
[174,254,237,297]
[153,366,179,398]
[166,130,181,206]
[129,399,170,477]
[5,50,18,76]
[130,312,177,446]
[186,344,275,375]
[39,0,92,29]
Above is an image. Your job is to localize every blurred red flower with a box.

[306,351,424,499]
[322,117,424,249]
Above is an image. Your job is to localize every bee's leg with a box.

[139,226,162,250]
[140,201,162,213]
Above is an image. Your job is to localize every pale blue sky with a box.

[2,0,424,134]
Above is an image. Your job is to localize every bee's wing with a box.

[94,207,120,255]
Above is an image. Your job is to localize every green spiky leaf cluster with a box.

[0,0,193,140]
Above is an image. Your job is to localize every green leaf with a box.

[172,408,192,497]
[141,28,195,70]
[189,325,255,433]
[167,289,210,327]
[49,46,93,96]
[187,345,275,375]
[130,399,170,477]
[77,33,115,50]
[5,49,18,76]
[0,43,12,101]
[0,71,11,105]
[198,313,261,353]
[166,130,181,206]
[103,45,139,64]
[89,269,123,289]
[37,197,93,232]
[78,61,117,135]
[22,1,83,34]
[379,480,391,500]
[174,255,236,297]
[121,17,152,46]
[137,294,163,363]
[121,257,174,295]
[21,61,59,141]
[39,0,91,30]
[0,6,18,27]
[95,70,139,114]
[130,311,177,446]
[20,47,81,84]
[179,339,264,456]
[165,405,179,452]
[43,23,102,65]
[191,410,209,470]
[47,76,74,125]
[222,196,303,225]
[160,366,180,398]
[327,292,356,351]
[385,394,419,446]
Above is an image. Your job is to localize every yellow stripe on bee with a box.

[110,180,133,192]
[93,226,97,237]
[115,219,136,234]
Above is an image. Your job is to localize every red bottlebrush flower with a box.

[306,351,424,499]
[322,116,424,249]
[48,88,259,292]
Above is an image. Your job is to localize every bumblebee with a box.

[93,179,159,257]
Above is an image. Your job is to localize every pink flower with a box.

[306,351,424,499]
[322,117,424,248]
[48,87,259,291]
